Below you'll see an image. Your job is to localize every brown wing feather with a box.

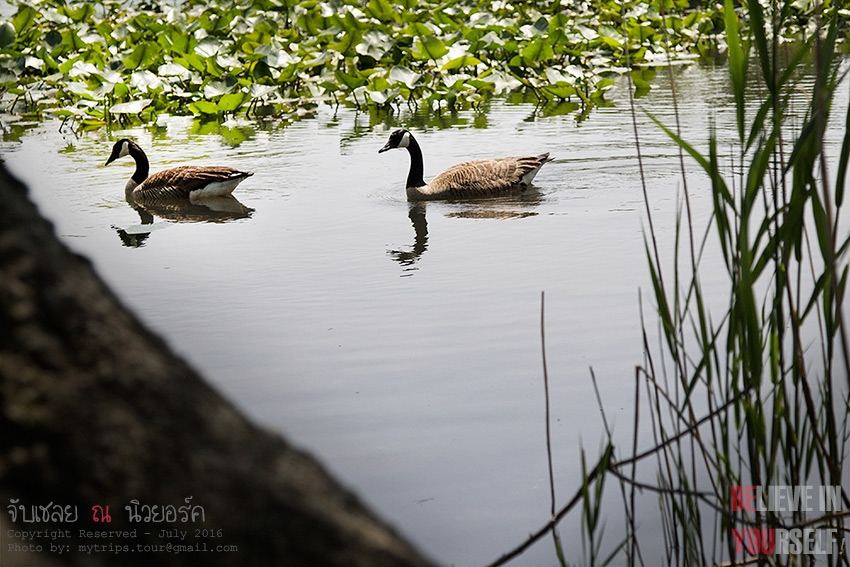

[427,153,551,198]
[133,166,251,202]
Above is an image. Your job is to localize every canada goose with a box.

[378,129,553,201]
[105,139,253,203]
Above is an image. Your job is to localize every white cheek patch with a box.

[398,131,410,148]
[118,141,130,157]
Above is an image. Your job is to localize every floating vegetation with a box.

[0,1,845,128]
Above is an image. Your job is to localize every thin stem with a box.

[540,291,566,566]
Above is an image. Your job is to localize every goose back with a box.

[417,153,552,200]
[132,166,253,203]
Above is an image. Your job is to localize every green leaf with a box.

[335,70,366,90]
[442,55,482,71]
[278,64,298,82]
[598,25,623,49]
[366,0,397,22]
[112,83,129,100]
[411,35,448,61]
[176,53,206,73]
[60,30,86,53]
[596,78,615,90]
[13,6,37,33]
[837,77,850,207]
[0,21,16,48]
[251,60,272,80]
[542,84,576,99]
[521,38,554,65]
[746,0,771,93]
[123,42,161,70]
[341,11,362,32]
[204,57,224,78]
[217,92,245,112]
[63,4,95,23]
[724,0,748,141]
[466,79,495,92]
[331,31,361,56]
[188,100,219,115]
[160,29,190,54]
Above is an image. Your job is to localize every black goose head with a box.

[378,129,412,153]
[105,138,135,166]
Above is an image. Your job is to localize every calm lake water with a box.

[3,61,848,565]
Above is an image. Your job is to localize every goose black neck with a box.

[128,143,149,183]
[405,135,425,188]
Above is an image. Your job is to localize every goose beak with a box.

[105,155,116,166]
[378,143,392,154]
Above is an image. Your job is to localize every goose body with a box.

[379,129,553,201]
[105,139,253,203]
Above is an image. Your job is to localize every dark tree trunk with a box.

[0,163,432,567]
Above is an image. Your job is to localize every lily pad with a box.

[442,55,482,71]
[110,98,152,114]
[412,36,448,61]
[123,42,161,70]
[158,63,191,80]
[389,66,421,89]
[188,100,218,115]
[217,92,245,112]
[521,38,554,65]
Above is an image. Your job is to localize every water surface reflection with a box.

[388,203,429,272]
[387,189,543,273]
[114,195,253,248]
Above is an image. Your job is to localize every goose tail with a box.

[518,153,554,186]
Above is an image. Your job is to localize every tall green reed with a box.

[490,1,850,565]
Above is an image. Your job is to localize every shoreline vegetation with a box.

[0,0,847,130]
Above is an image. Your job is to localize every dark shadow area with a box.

[0,163,431,567]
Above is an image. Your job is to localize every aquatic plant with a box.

[1,0,824,127]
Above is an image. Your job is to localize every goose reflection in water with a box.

[388,203,429,273]
[114,195,254,248]
[446,188,543,219]
[387,189,543,273]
